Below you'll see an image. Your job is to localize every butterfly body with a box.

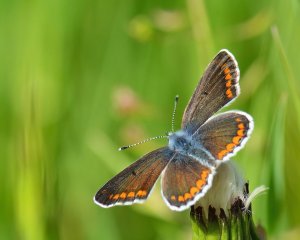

[94,49,254,211]
[168,130,215,166]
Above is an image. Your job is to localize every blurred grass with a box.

[1,0,300,239]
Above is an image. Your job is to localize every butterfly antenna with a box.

[118,135,168,151]
[119,95,178,151]
[171,95,179,133]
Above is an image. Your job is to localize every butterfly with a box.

[94,49,254,211]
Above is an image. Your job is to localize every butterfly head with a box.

[168,130,192,153]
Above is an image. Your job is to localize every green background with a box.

[1,0,300,239]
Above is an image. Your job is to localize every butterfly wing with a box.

[194,111,254,162]
[94,147,175,208]
[161,153,215,211]
[182,49,240,133]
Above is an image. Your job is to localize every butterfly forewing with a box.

[182,50,240,133]
[161,153,215,211]
[94,147,175,207]
[194,111,253,162]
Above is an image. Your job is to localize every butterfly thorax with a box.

[168,131,193,154]
[168,130,217,167]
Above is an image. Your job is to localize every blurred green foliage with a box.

[1,0,300,239]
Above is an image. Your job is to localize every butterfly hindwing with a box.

[94,147,175,207]
[161,153,215,211]
[195,111,253,162]
[182,50,240,133]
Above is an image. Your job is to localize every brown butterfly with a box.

[94,49,253,211]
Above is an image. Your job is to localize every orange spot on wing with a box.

[226,143,235,151]
[178,195,184,202]
[184,193,192,200]
[171,195,176,201]
[218,149,228,159]
[202,169,210,178]
[113,194,120,200]
[196,169,210,189]
[190,187,198,196]
[136,190,147,197]
[224,67,230,74]
[225,73,232,80]
[235,118,241,122]
[233,136,242,144]
[120,192,127,199]
[237,129,244,136]
[238,123,245,129]
[226,80,232,87]
[127,192,135,198]
[226,89,233,98]
[109,194,113,199]
[196,179,205,189]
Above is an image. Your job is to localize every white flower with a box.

[195,161,245,218]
